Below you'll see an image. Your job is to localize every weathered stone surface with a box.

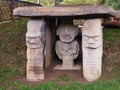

[13,5,120,18]
[56,40,79,59]
[82,19,103,81]
[26,20,45,81]
[56,24,79,42]
[55,40,80,70]
[55,25,80,70]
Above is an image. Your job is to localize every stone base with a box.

[27,73,44,82]
[54,65,81,70]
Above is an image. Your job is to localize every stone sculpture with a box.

[55,24,80,70]
[26,20,46,81]
[82,19,103,81]
[14,4,120,82]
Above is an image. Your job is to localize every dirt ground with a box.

[16,56,87,85]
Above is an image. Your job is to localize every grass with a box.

[0,20,120,89]
[0,20,27,90]
[55,74,74,82]
[2,78,120,90]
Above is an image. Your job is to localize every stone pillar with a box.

[26,20,46,81]
[82,19,103,81]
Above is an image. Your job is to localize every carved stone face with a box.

[57,25,78,42]
[83,35,102,49]
[82,19,102,49]
[26,36,42,48]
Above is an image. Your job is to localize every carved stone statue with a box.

[26,20,45,81]
[82,19,103,81]
[55,24,80,70]
[56,25,79,42]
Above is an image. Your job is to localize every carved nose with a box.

[65,30,69,34]
[29,39,36,43]
[87,38,95,44]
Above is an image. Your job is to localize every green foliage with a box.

[104,0,120,10]
[27,0,37,3]
[55,0,62,4]
[26,0,101,6]
[27,0,54,6]
[41,0,54,6]
[61,0,100,5]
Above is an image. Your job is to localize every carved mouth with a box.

[28,42,37,44]
[87,47,97,49]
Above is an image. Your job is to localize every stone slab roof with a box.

[13,5,120,19]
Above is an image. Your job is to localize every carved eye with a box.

[83,36,89,41]
[26,37,30,42]
[26,37,38,43]
[94,37,99,41]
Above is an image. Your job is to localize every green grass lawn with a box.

[0,20,120,90]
